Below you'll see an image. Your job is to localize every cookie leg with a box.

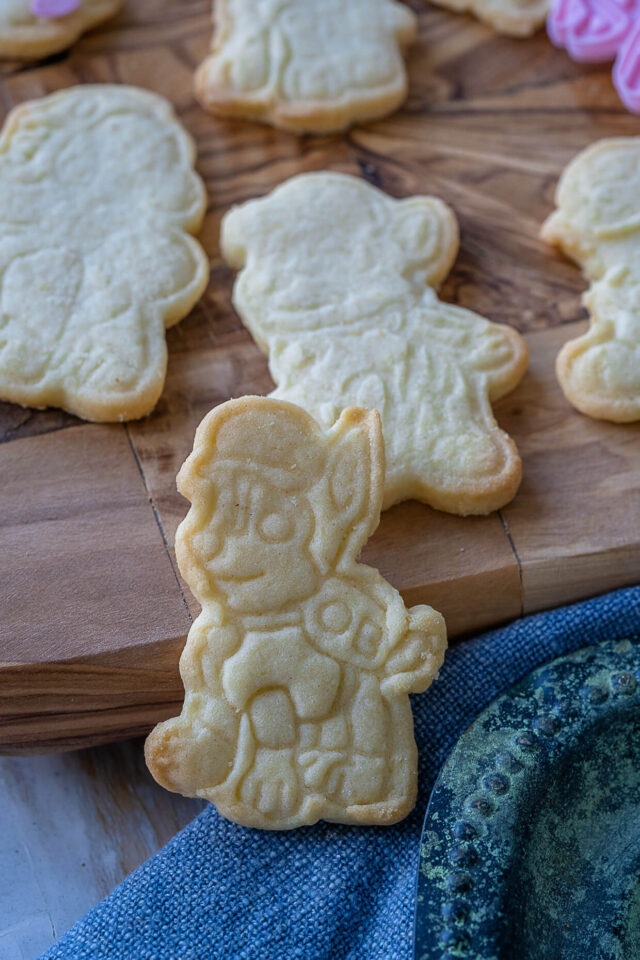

[239,747,301,823]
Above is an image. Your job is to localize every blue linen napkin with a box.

[41,586,640,960]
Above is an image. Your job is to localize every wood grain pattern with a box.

[0,426,191,752]
[0,0,639,760]
[0,739,203,959]
[499,324,640,614]
[2,426,189,663]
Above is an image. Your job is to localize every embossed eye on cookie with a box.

[194,0,417,133]
[145,396,447,830]
[542,137,640,423]
[0,85,209,422]
[0,0,122,59]
[221,172,529,516]
[427,0,549,38]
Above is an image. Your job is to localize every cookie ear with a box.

[220,203,250,270]
[391,196,459,288]
[309,407,384,571]
[387,0,419,42]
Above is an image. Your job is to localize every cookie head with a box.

[221,172,458,345]
[553,138,640,243]
[175,397,384,612]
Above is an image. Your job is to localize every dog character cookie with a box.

[221,173,528,515]
[542,138,640,423]
[0,0,122,59]
[0,85,209,422]
[195,0,417,133]
[145,397,447,830]
[428,0,548,37]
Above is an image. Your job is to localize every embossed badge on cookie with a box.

[221,173,529,515]
[145,397,447,829]
[0,85,209,422]
[195,0,417,133]
[542,138,640,422]
[0,0,122,59]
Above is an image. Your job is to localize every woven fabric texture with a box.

[41,586,640,960]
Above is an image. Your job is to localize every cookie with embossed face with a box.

[542,138,640,423]
[0,85,209,422]
[195,0,417,133]
[428,0,549,37]
[0,0,122,59]
[221,172,528,515]
[145,396,447,829]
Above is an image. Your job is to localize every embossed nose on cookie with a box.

[178,399,381,615]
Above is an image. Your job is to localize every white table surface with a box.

[1,741,205,960]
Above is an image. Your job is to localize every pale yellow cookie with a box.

[0,0,122,59]
[428,0,549,37]
[0,85,209,422]
[195,0,417,133]
[221,173,528,515]
[145,397,447,830]
[542,138,640,423]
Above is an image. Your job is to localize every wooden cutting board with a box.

[1,1,639,754]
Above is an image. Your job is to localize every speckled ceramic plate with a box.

[414,638,640,960]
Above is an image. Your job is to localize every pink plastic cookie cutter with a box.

[30,0,81,17]
[548,0,640,112]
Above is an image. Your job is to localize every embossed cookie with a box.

[0,0,122,59]
[221,172,528,515]
[0,85,209,422]
[428,0,549,37]
[195,0,417,133]
[145,397,447,830]
[542,138,640,423]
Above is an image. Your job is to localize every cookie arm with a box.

[380,605,447,697]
